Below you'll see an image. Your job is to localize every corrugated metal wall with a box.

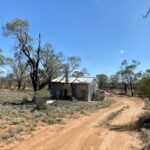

[51,81,97,101]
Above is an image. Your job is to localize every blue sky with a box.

[0,0,150,76]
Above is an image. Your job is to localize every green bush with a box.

[138,77,150,100]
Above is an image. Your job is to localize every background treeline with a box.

[96,60,150,99]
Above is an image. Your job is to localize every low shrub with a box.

[138,111,150,149]
[100,105,129,126]
[33,90,50,110]
[15,126,24,133]
[140,128,150,150]
[1,133,11,140]
[0,123,8,129]
[137,111,150,128]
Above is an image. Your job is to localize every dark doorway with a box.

[63,89,68,99]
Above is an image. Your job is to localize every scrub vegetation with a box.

[0,90,114,147]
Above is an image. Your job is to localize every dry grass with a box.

[0,90,34,104]
[138,111,150,150]
[0,90,115,147]
[140,128,150,150]
[99,105,129,127]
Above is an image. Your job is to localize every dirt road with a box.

[12,96,144,150]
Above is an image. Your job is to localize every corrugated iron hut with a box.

[51,76,98,101]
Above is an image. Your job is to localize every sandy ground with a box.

[11,96,144,150]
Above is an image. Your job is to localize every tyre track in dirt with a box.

[12,96,144,150]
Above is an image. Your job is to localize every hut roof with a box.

[51,76,96,84]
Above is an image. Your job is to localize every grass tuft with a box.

[138,111,150,150]
[99,105,129,127]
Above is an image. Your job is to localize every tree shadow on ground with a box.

[109,123,140,132]
[3,99,34,106]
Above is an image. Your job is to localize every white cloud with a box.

[120,49,125,54]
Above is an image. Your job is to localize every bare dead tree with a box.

[143,7,150,18]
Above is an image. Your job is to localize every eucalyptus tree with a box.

[9,53,29,90]
[0,49,5,66]
[3,18,82,94]
[72,68,89,78]
[96,74,108,90]
[109,74,119,90]
[60,56,82,99]
[40,43,64,89]
[61,56,82,79]
[138,70,150,100]
[3,18,47,91]
[118,60,140,96]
